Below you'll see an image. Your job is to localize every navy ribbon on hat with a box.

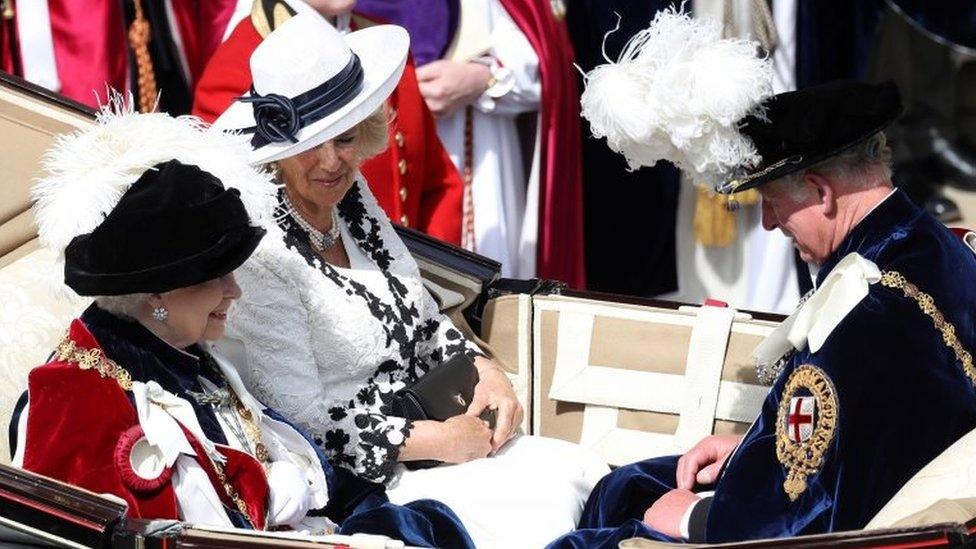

[237,53,365,148]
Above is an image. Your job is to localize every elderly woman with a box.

[8,111,473,547]
[214,12,608,548]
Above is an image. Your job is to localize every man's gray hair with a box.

[94,294,149,320]
[776,132,893,201]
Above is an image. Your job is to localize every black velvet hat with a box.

[718,80,904,194]
[63,160,266,296]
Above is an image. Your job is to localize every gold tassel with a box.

[128,0,158,114]
[736,188,761,207]
[2,0,14,20]
[693,187,761,247]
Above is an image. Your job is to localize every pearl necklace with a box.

[283,192,340,252]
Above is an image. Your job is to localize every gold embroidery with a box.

[880,271,976,386]
[56,335,133,391]
[776,365,838,501]
[719,155,803,194]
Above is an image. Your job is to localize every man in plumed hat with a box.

[549,79,976,547]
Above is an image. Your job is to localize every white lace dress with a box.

[226,177,609,547]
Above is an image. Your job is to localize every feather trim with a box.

[579,8,773,184]
[32,95,278,257]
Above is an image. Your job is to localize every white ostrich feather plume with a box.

[33,97,278,258]
[580,8,773,184]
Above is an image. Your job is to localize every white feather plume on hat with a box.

[580,8,773,184]
[33,97,278,258]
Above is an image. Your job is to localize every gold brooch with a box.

[775,364,838,501]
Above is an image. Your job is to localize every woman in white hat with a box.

[215,11,609,548]
[12,108,474,547]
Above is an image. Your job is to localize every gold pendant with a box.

[783,473,807,502]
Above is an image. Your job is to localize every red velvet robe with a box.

[20,319,269,528]
[192,15,464,245]
[498,0,586,288]
[0,0,236,110]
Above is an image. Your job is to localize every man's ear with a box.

[805,172,836,217]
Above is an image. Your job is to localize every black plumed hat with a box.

[63,160,266,296]
[718,80,904,194]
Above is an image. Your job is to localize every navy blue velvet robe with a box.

[550,190,976,548]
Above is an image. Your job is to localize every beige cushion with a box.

[0,247,89,464]
[890,498,976,528]
[532,294,779,467]
[867,427,976,528]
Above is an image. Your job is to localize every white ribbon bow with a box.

[132,380,219,466]
[754,252,881,368]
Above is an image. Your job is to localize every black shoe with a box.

[924,126,976,191]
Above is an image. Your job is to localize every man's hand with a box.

[676,434,743,490]
[466,356,523,453]
[416,60,492,118]
[643,489,700,539]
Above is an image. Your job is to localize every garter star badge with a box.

[776,365,838,501]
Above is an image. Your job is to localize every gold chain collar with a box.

[56,335,133,391]
[880,271,976,386]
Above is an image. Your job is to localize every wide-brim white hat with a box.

[214,12,409,165]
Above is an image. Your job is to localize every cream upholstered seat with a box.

[867,427,976,529]
[0,247,89,464]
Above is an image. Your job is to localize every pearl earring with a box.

[152,306,169,322]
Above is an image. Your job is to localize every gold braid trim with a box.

[56,336,133,391]
[250,0,296,38]
[775,365,838,501]
[880,271,976,386]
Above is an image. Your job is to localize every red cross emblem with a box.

[787,396,816,443]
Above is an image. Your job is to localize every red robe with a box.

[498,0,586,288]
[0,0,236,110]
[192,15,463,245]
[21,319,269,528]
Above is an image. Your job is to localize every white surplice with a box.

[431,0,541,278]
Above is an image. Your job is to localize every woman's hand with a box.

[398,417,491,464]
[438,415,493,463]
[468,356,523,453]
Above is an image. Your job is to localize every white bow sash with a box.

[754,252,882,370]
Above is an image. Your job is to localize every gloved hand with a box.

[267,460,312,527]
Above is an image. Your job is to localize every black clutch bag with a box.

[390,354,496,469]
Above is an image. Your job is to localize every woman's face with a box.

[154,273,242,347]
[278,127,362,215]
